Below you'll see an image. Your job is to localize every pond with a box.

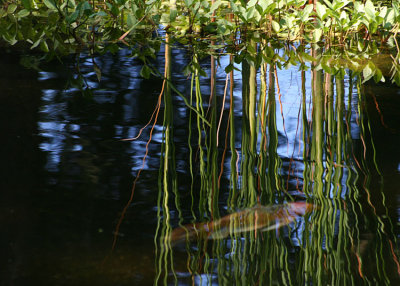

[1,42,400,285]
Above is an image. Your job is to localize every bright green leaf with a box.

[313,29,323,42]
[300,4,313,22]
[364,0,376,20]
[40,40,49,53]
[247,0,258,8]
[374,68,384,83]
[362,63,374,83]
[315,2,327,20]
[271,20,280,33]
[31,38,41,49]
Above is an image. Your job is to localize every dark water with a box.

[1,46,400,285]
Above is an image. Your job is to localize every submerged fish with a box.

[170,202,314,244]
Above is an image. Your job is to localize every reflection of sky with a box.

[39,120,83,172]
[39,89,65,172]
[38,71,58,81]
[36,48,362,196]
[37,51,164,177]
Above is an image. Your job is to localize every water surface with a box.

[1,45,400,285]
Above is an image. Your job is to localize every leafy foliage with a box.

[1,0,400,84]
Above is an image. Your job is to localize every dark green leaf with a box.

[182,64,194,76]
[21,0,32,10]
[111,5,119,16]
[225,63,234,73]
[140,64,152,79]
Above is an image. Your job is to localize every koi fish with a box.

[170,202,314,244]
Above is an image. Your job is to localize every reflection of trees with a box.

[153,43,400,285]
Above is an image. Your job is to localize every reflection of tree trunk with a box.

[311,48,324,197]
[155,33,177,285]
[228,54,237,208]
[257,58,268,202]
[208,53,219,218]
[241,40,258,206]
[334,78,345,197]
[266,65,279,202]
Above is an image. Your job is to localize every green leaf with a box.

[335,0,350,10]
[384,9,395,28]
[193,62,207,77]
[373,67,384,83]
[321,58,333,74]
[299,51,317,62]
[362,62,374,83]
[31,38,41,49]
[40,40,49,53]
[111,5,119,16]
[300,4,313,22]
[43,0,58,10]
[170,9,177,22]
[91,11,107,18]
[21,0,32,10]
[140,65,152,79]
[271,20,280,33]
[364,0,376,20]
[67,0,76,9]
[182,64,193,76]
[225,63,234,73]
[247,0,258,8]
[246,6,255,21]
[127,13,137,28]
[66,11,79,23]
[258,0,274,13]
[313,29,323,42]
[7,4,17,14]
[81,1,93,16]
[315,2,327,20]
[183,0,193,7]
[210,0,222,14]
[336,68,346,80]
[322,0,333,9]
[17,9,30,18]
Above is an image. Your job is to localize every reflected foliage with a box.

[152,40,400,285]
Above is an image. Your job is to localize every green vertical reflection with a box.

[266,64,284,203]
[311,48,325,199]
[154,34,179,285]
[239,41,258,207]
[152,44,400,285]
